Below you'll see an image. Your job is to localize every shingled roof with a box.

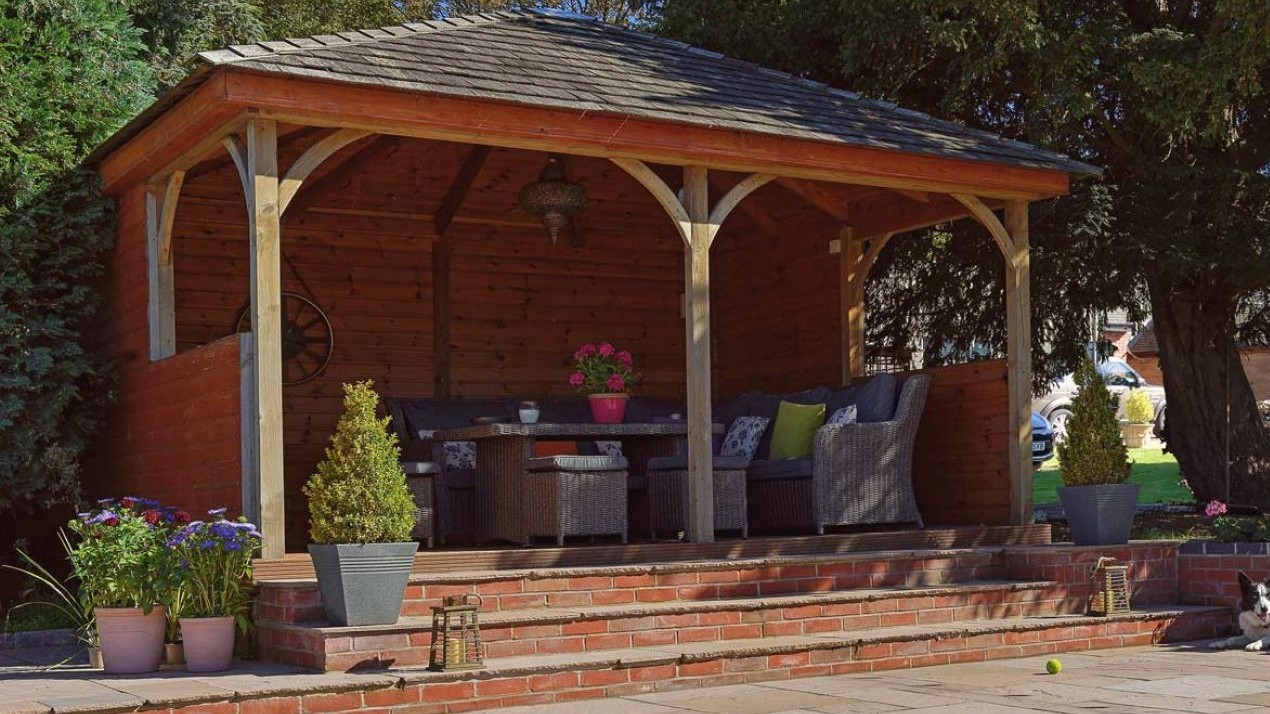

[190,9,1096,176]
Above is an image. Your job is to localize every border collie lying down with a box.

[1210,572,1270,651]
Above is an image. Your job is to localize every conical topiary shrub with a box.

[305,380,415,544]
[304,381,419,626]
[1057,358,1137,546]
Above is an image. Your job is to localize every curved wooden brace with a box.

[222,135,249,196]
[611,157,692,245]
[860,232,894,281]
[706,173,776,246]
[952,193,1014,263]
[279,129,372,216]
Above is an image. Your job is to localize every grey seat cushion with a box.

[401,461,441,475]
[526,455,629,472]
[646,455,751,471]
[746,458,814,482]
[826,374,898,423]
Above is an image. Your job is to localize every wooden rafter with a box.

[776,177,851,223]
[434,145,491,237]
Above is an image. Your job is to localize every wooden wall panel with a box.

[170,138,688,548]
[86,185,244,514]
[912,360,1011,525]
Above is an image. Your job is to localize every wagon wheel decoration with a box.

[235,292,333,385]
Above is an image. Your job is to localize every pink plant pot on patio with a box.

[588,393,629,423]
[96,606,166,674]
[180,616,236,672]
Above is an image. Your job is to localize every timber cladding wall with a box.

[169,138,689,547]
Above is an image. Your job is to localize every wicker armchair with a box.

[809,374,930,532]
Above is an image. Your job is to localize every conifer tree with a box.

[1058,359,1131,487]
[304,381,415,544]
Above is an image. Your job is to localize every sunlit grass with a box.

[1033,447,1191,505]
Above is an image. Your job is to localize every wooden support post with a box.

[1004,200,1032,525]
[145,171,184,361]
[839,227,862,384]
[682,165,715,543]
[245,119,285,558]
[433,241,452,399]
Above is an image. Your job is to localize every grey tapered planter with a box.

[309,542,419,626]
[1058,483,1140,546]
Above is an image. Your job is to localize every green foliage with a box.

[2,530,95,643]
[1033,448,1190,506]
[1124,390,1154,424]
[125,0,265,92]
[1057,359,1131,487]
[0,0,154,512]
[305,381,415,544]
[1209,516,1270,543]
[66,500,177,611]
[166,511,261,633]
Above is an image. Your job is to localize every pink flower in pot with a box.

[606,374,626,393]
[1206,500,1228,518]
[569,371,585,387]
[598,342,616,357]
[616,350,633,366]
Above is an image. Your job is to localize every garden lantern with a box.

[517,153,587,244]
[1088,556,1131,616]
[428,593,484,671]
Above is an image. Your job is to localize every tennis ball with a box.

[1046,658,1062,675]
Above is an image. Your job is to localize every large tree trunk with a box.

[1146,269,1270,506]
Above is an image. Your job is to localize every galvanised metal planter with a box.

[1058,483,1140,546]
[309,542,419,627]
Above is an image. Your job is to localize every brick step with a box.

[257,547,1008,624]
[261,580,1072,670]
[366,605,1231,713]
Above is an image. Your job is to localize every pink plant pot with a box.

[96,606,166,674]
[588,393,629,424]
[180,616,236,672]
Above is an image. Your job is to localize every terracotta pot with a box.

[87,646,103,670]
[1120,422,1151,449]
[588,393,629,423]
[96,606,165,674]
[180,616,236,672]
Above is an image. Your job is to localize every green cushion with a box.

[768,401,826,460]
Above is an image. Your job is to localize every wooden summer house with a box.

[85,10,1096,559]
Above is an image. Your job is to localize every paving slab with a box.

[630,683,848,714]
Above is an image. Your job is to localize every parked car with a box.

[1032,413,1054,470]
[1033,358,1166,445]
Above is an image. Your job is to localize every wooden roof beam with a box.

[211,71,1071,201]
[848,192,1003,239]
[775,177,851,223]
[434,144,492,237]
[283,135,404,216]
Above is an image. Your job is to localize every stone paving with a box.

[8,641,1270,713]
[497,643,1270,714]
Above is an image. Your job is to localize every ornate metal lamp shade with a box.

[517,154,587,243]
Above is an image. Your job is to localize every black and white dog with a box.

[1210,571,1270,651]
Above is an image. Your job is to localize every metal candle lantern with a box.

[428,593,485,671]
[517,154,587,244]
[1088,557,1131,616]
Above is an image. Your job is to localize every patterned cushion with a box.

[595,440,624,457]
[419,430,476,470]
[720,416,770,459]
[827,405,858,425]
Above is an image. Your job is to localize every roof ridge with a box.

[197,8,533,65]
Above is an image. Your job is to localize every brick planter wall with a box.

[1004,543,1179,613]
[1177,540,1270,608]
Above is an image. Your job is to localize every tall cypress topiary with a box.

[304,381,415,544]
[1058,358,1131,486]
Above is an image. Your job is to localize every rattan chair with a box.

[522,455,629,546]
[402,461,439,548]
[647,455,749,539]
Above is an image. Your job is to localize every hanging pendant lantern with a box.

[517,154,587,244]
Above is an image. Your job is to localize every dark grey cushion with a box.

[745,458,814,481]
[826,374,898,423]
[526,455,629,472]
[646,455,751,471]
[385,397,517,438]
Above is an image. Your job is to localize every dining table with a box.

[430,422,723,544]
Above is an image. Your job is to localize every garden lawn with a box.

[1033,447,1191,505]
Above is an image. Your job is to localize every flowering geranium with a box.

[1206,500,1228,518]
[570,341,640,395]
[67,497,180,612]
[167,508,262,631]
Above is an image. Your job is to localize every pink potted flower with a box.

[570,342,641,423]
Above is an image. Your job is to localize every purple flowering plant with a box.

[66,497,179,612]
[166,508,261,630]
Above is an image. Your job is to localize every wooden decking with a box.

[252,524,1051,581]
